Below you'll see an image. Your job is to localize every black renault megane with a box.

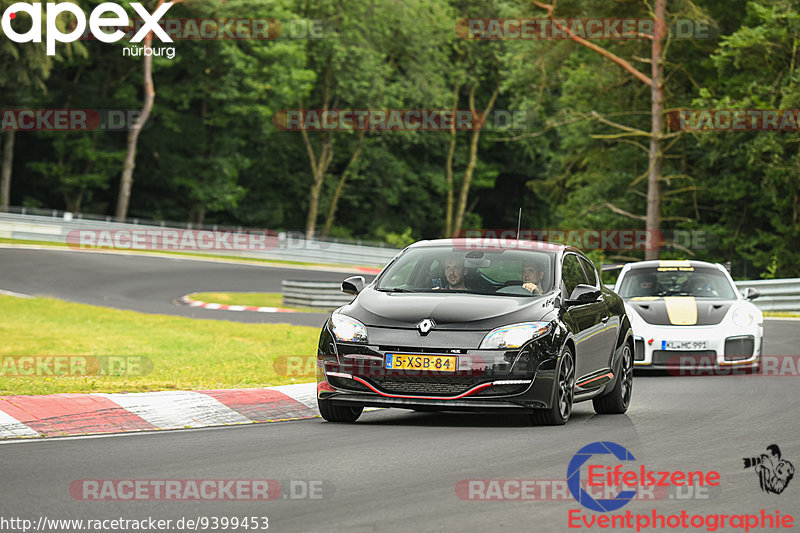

[316,239,634,425]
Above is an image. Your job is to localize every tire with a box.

[318,398,363,422]
[593,341,633,415]
[529,345,575,426]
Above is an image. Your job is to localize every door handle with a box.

[601,315,610,324]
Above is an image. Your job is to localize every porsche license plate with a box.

[385,354,457,372]
[662,340,708,350]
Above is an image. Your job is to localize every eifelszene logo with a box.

[567,441,721,512]
[743,444,794,495]
[567,441,638,512]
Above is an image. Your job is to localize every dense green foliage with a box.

[1,0,797,277]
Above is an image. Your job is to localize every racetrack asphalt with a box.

[1,321,797,533]
[0,248,373,327]
[1,247,798,533]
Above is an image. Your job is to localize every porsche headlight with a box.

[732,307,754,328]
[480,322,550,349]
[331,313,368,343]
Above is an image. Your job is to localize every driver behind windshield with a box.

[686,276,715,296]
[443,254,467,291]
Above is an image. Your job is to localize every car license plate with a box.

[385,353,457,372]
[662,340,708,350]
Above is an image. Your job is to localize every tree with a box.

[0,0,82,210]
[28,134,124,212]
[295,0,452,239]
[531,0,668,259]
[690,0,800,277]
[115,0,184,221]
[442,0,506,237]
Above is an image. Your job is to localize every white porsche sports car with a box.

[613,260,763,370]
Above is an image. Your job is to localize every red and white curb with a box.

[178,294,297,313]
[0,382,319,440]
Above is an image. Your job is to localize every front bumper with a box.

[632,323,762,369]
[316,326,561,410]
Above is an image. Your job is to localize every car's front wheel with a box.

[318,398,363,423]
[529,345,575,426]
[593,341,633,415]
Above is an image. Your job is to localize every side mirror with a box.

[565,284,601,306]
[341,276,365,296]
[744,287,760,300]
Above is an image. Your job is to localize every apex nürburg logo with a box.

[1,1,174,55]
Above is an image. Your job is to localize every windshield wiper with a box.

[376,288,415,293]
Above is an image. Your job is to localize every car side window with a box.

[579,257,599,287]
[562,254,589,296]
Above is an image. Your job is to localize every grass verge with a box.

[190,292,327,313]
[0,294,320,395]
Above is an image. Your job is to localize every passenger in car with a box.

[522,259,545,295]
[687,276,716,297]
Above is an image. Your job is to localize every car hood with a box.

[340,288,556,330]
[624,296,733,326]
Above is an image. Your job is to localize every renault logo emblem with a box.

[417,318,435,335]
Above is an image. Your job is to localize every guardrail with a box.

[0,211,399,267]
[734,279,800,312]
[284,279,800,312]
[281,280,354,309]
[3,210,800,311]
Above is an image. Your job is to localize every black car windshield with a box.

[375,246,556,296]
[617,266,737,299]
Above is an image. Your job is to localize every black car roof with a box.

[407,238,567,253]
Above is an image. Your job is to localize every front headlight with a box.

[480,322,550,349]
[330,313,368,343]
[732,307,754,328]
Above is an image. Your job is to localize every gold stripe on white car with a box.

[665,296,697,325]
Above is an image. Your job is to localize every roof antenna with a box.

[516,208,522,240]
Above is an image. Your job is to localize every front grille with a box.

[369,373,481,396]
[651,350,717,367]
[724,336,755,361]
[377,380,470,395]
[634,338,645,361]
[333,371,527,397]
[379,346,467,354]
